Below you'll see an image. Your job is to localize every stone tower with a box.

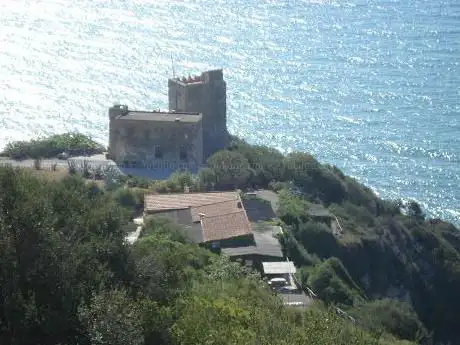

[168,69,228,160]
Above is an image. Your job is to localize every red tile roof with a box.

[144,192,252,242]
[144,192,239,212]
[200,211,252,242]
[191,200,242,222]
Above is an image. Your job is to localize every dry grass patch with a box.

[24,167,105,188]
[26,167,70,182]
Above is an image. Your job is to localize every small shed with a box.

[262,261,296,281]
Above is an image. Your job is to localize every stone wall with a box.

[168,69,228,160]
[109,117,203,169]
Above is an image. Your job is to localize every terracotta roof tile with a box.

[200,211,252,242]
[144,192,238,212]
[144,191,252,243]
[191,200,242,222]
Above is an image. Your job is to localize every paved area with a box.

[253,189,280,214]
[0,155,114,169]
[0,156,184,180]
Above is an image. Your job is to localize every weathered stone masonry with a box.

[108,69,228,169]
[168,69,228,159]
[109,106,203,169]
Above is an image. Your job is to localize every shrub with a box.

[2,132,105,159]
[207,150,251,189]
[348,299,429,342]
[229,143,286,188]
[197,167,216,191]
[78,289,144,345]
[307,258,364,307]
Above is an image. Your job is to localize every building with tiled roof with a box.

[144,191,286,270]
[144,191,253,247]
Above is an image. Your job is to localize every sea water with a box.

[0,0,459,224]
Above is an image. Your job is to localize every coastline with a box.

[1,135,458,228]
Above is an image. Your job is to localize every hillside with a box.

[0,166,414,345]
[84,134,458,344]
[1,134,459,344]
[206,136,460,344]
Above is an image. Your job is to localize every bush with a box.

[228,142,286,188]
[295,221,339,259]
[268,180,288,192]
[126,175,151,189]
[112,187,144,214]
[307,258,364,307]
[2,132,105,159]
[207,150,251,189]
[348,299,429,342]
[197,167,216,191]
[141,216,189,243]
[78,289,144,345]
[277,230,320,266]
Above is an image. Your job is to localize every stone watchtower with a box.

[168,69,228,160]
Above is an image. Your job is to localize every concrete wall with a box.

[168,69,228,160]
[109,117,203,169]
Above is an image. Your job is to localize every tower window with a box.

[155,145,163,159]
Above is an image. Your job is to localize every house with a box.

[144,191,253,250]
[143,191,285,269]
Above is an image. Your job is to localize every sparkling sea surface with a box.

[0,0,459,225]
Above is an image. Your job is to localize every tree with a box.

[229,143,286,187]
[406,200,425,221]
[207,150,251,189]
[284,152,347,204]
[0,168,133,345]
[348,299,429,342]
[78,289,144,345]
[132,233,210,303]
[197,167,216,191]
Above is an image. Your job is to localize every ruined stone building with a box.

[108,69,228,170]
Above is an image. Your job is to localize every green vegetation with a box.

[1,132,105,159]
[303,257,365,307]
[0,165,414,345]
[1,133,459,344]
[97,136,460,344]
[348,299,429,342]
[179,136,458,344]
